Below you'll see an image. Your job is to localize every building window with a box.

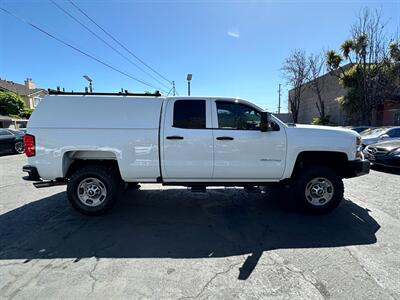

[394,112,400,126]
[173,100,206,129]
[33,97,42,108]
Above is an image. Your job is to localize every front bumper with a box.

[342,160,370,178]
[370,156,400,169]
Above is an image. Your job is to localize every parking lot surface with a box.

[0,154,399,299]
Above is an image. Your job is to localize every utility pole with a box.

[278,83,281,114]
[172,80,176,96]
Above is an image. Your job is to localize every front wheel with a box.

[67,165,122,215]
[293,166,344,214]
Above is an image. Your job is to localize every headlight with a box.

[356,137,363,159]
[390,148,400,157]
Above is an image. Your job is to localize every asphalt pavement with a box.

[0,154,399,299]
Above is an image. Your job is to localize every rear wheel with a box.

[14,141,24,154]
[293,165,344,214]
[67,165,122,215]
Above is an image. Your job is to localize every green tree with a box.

[19,108,34,119]
[326,8,400,125]
[0,92,26,116]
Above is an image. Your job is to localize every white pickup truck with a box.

[23,91,369,215]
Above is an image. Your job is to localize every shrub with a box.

[0,92,26,116]
[312,115,331,125]
[20,108,34,119]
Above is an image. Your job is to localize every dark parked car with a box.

[349,126,375,134]
[366,140,400,169]
[0,129,25,154]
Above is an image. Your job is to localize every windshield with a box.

[360,128,386,136]
[8,129,24,136]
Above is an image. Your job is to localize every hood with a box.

[369,140,400,151]
[293,124,359,136]
[285,124,359,159]
[361,136,380,144]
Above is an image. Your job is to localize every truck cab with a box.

[161,97,286,182]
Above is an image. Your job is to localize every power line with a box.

[68,0,172,85]
[166,87,173,96]
[0,6,166,93]
[50,0,170,90]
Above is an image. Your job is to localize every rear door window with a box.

[173,100,206,129]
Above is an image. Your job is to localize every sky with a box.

[0,0,399,112]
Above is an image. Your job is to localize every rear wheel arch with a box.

[62,150,121,179]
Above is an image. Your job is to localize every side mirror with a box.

[260,112,271,132]
[380,134,389,139]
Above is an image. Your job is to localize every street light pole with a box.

[83,75,93,93]
[186,74,192,96]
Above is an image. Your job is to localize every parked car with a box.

[23,92,369,215]
[360,127,400,147]
[365,140,400,168]
[0,129,25,154]
[349,126,375,134]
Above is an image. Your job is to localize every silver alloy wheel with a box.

[305,177,334,206]
[77,177,107,207]
[15,141,24,154]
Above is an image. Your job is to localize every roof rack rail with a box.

[47,89,161,97]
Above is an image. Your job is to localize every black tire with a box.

[67,165,122,215]
[14,141,24,154]
[293,165,344,214]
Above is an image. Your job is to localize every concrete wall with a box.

[273,113,293,124]
[22,96,31,109]
[382,100,400,126]
[289,73,349,125]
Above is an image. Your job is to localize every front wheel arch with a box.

[291,151,349,179]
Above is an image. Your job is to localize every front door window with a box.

[216,101,261,130]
